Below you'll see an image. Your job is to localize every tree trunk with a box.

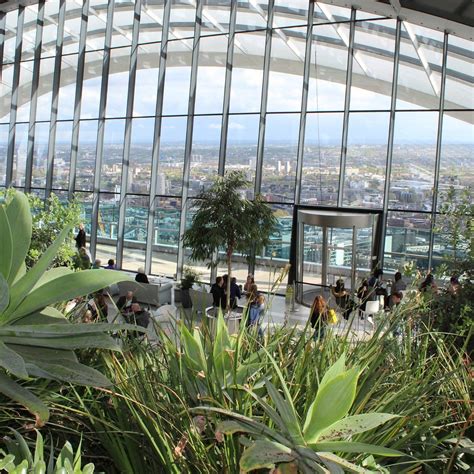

[226,248,232,312]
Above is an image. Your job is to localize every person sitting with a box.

[419,273,438,296]
[210,276,225,309]
[368,269,389,307]
[357,279,369,318]
[126,302,151,329]
[87,291,108,320]
[117,290,137,316]
[230,277,242,309]
[92,258,102,269]
[75,247,91,270]
[105,258,116,270]
[243,274,254,294]
[135,267,149,284]
[246,283,259,303]
[331,279,351,320]
[309,295,328,340]
[391,291,403,307]
[391,271,406,293]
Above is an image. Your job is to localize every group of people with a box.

[210,274,265,334]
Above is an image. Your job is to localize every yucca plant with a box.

[0,191,135,426]
[0,429,94,473]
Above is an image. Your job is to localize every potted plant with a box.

[182,171,276,310]
[179,266,201,308]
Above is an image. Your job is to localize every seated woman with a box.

[135,267,149,284]
[309,295,328,340]
[331,279,351,320]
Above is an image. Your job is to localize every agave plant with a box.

[0,429,94,473]
[204,353,402,473]
[0,191,134,426]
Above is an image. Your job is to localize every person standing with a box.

[309,295,328,340]
[75,223,86,250]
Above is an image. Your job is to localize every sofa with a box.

[115,280,173,307]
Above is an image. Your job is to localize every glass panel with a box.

[267,27,305,112]
[159,116,187,196]
[308,24,348,112]
[445,34,474,110]
[139,2,164,44]
[75,120,98,191]
[3,11,19,64]
[133,43,160,117]
[384,211,431,272]
[235,0,268,32]
[86,0,107,52]
[194,35,228,114]
[105,47,130,118]
[437,111,474,209]
[111,1,135,48]
[42,1,60,58]
[397,22,443,110]
[151,196,181,278]
[62,3,82,55]
[189,115,221,197]
[273,0,308,28]
[169,0,196,38]
[390,111,438,211]
[327,226,353,288]
[0,124,7,185]
[343,112,390,208]
[12,123,29,187]
[52,121,73,189]
[350,20,396,110]
[226,114,259,195]
[36,57,55,122]
[261,114,299,203]
[81,51,104,119]
[96,192,119,264]
[201,1,231,36]
[122,194,149,271]
[301,112,343,205]
[74,191,94,238]
[183,198,211,283]
[57,54,78,121]
[313,3,351,24]
[31,122,49,188]
[16,61,34,122]
[100,119,125,192]
[302,223,323,286]
[0,64,14,123]
[128,118,154,194]
[254,203,293,292]
[21,5,39,61]
[229,30,266,113]
[162,38,193,116]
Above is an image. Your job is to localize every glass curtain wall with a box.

[0,0,472,289]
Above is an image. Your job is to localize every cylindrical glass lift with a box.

[294,209,380,306]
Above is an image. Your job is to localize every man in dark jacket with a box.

[75,223,86,249]
[117,291,137,315]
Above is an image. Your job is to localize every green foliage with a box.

[180,266,201,290]
[0,191,135,425]
[0,429,94,473]
[183,171,276,307]
[22,302,469,473]
[210,353,401,472]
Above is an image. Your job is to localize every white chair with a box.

[360,300,381,330]
[149,304,180,346]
